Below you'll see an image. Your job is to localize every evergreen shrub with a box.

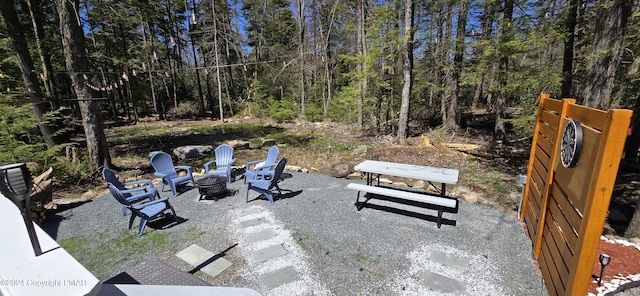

[0,105,89,186]
[268,99,297,122]
[304,104,323,122]
[328,84,357,122]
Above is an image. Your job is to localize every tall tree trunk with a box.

[387,6,400,135]
[494,0,513,143]
[319,0,338,117]
[561,0,578,97]
[26,0,56,100]
[211,0,224,122]
[117,24,139,122]
[440,4,453,125]
[297,0,306,118]
[472,72,484,109]
[472,2,495,110]
[221,16,235,116]
[164,0,177,110]
[397,0,414,141]
[189,1,205,114]
[143,20,160,118]
[0,0,60,148]
[471,2,496,110]
[579,0,631,109]
[54,0,112,172]
[445,0,467,130]
[357,0,366,128]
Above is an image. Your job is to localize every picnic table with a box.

[348,160,459,228]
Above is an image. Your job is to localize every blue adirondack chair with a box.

[244,145,279,183]
[150,152,195,196]
[246,158,287,203]
[107,183,177,236]
[102,168,159,216]
[204,144,235,184]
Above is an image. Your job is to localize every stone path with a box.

[231,205,330,296]
[391,244,506,295]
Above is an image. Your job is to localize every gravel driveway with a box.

[43,171,547,296]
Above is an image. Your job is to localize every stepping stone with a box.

[176,244,214,267]
[250,244,287,263]
[419,271,465,293]
[259,266,299,289]
[200,257,233,278]
[176,244,233,278]
[240,217,269,228]
[239,207,263,217]
[245,229,277,244]
[429,251,469,269]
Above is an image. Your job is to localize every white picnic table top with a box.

[354,160,459,184]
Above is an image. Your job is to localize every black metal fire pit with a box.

[196,175,227,201]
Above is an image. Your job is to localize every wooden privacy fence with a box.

[519,94,632,296]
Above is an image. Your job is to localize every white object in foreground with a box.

[0,194,101,296]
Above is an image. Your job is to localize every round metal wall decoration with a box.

[560,119,583,168]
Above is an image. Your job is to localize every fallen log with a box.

[440,143,482,152]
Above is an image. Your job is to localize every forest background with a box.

[0,0,639,231]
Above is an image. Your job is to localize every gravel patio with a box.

[43,171,546,296]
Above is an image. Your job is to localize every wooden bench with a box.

[346,183,458,228]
